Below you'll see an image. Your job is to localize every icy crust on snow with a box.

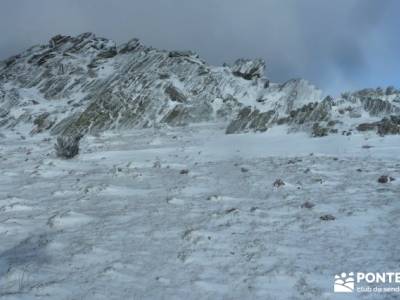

[1,32,399,139]
[0,124,399,299]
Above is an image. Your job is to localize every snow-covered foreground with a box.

[0,124,399,299]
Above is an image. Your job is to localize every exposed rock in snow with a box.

[118,38,142,54]
[231,58,265,80]
[377,175,395,183]
[273,178,285,187]
[301,201,315,209]
[226,107,275,133]
[0,33,400,140]
[168,50,198,58]
[320,214,336,221]
[31,112,54,134]
[311,122,329,137]
[226,81,330,134]
[55,134,82,158]
[356,115,400,136]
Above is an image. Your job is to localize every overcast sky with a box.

[0,0,399,95]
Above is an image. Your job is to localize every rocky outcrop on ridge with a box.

[231,58,266,81]
[0,32,399,139]
[227,85,400,136]
[0,33,267,138]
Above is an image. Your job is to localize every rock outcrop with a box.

[0,33,399,139]
[226,84,400,136]
[231,58,265,80]
[226,79,326,134]
[55,134,82,159]
[1,33,275,137]
[357,115,400,136]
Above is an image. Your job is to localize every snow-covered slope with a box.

[0,124,399,299]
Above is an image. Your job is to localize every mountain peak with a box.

[0,33,399,140]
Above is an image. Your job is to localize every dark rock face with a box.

[168,51,197,58]
[55,134,82,159]
[361,98,399,116]
[226,107,275,134]
[356,116,400,136]
[279,99,332,126]
[49,34,72,48]
[225,79,327,135]
[118,38,141,54]
[96,48,117,59]
[227,96,332,136]
[357,123,377,132]
[165,85,187,103]
[161,105,189,126]
[231,58,265,80]
[377,117,400,136]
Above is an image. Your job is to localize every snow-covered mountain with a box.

[0,33,262,138]
[1,33,400,300]
[1,33,399,140]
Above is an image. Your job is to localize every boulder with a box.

[301,201,315,209]
[320,214,335,221]
[377,175,395,184]
[273,179,285,188]
[55,134,82,159]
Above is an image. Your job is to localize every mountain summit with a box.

[1,33,399,139]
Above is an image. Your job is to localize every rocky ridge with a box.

[0,33,399,140]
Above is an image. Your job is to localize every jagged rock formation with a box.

[0,32,399,138]
[231,58,266,80]
[226,79,325,133]
[357,115,400,136]
[0,33,271,138]
[227,85,400,136]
